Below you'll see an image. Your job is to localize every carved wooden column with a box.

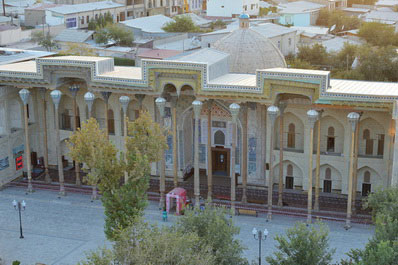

[156,97,167,209]
[229,103,240,212]
[171,96,178,188]
[314,111,323,211]
[101,92,111,138]
[241,104,248,203]
[192,100,203,208]
[267,105,279,220]
[277,102,286,207]
[392,101,398,186]
[70,85,81,186]
[207,100,213,201]
[39,88,51,183]
[19,89,33,193]
[352,116,361,212]
[346,112,360,229]
[306,110,319,224]
[119,96,130,183]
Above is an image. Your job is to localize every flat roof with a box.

[120,14,173,33]
[329,79,398,96]
[47,1,123,15]
[209,73,257,86]
[138,49,182,59]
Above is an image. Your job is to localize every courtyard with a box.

[0,186,374,265]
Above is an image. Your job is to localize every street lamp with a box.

[50,89,65,196]
[84,92,95,118]
[252,227,269,265]
[267,105,279,221]
[192,100,203,208]
[119,95,130,183]
[229,103,240,212]
[12,200,26,239]
[156,97,167,209]
[18,89,33,193]
[306,109,319,224]
[346,112,360,230]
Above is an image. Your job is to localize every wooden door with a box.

[323,180,332,193]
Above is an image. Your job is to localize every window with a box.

[108,109,115,135]
[208,43,211,48]
[86,16,89,23]
[285,164,294,189]
[323,168,332,193]
[363,129,373,155]
[277,40,281,48]
[81,16,84,24]
[66,18,77,28]
[214,130,225,145]
[362,171,371,196]
[327,126,335,152]
[160,0,163,6]
[377,134,384,156]
[288,38,292,46]
[287,123,295,148]
[285,15,292,24]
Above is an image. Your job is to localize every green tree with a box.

[58,43,96,56]
[297,43,329,66]
[266,222,335,265]
[88,11,113,30]
[316,9,360,32]
[95,23,134,46]
[358,22,397,47]
[31,31,56,51]
[175,205,248,265]
[162,15,202,32]
[79,219,216,265]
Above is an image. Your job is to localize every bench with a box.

[237,208,258,217]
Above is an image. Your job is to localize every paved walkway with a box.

[0,187,374,265]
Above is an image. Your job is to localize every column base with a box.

[314,202,320,212]
[159,192,165,210]
[26,182,34,194]
[44,169,51,184]
[306,213,312,225]
[266,209,272,221]
[241,192,247,204]
[344,221,352,230]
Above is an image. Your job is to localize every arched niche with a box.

[275,112,304,152]
[273,160,304,188]
[316,115,345,155]
[359,118,385,157]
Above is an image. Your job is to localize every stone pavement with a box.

[0,187,374,265]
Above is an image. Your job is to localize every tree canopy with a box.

[266,222,335,265]
[162,15,202,32]
[95,24,134,46]
[31,31,56,51]
[358,22,398,47]
[316,9,360,33]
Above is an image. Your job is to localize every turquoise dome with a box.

[239,13,250,19]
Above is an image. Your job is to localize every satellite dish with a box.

[330,24,336,32]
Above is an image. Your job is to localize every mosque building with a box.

[0,14,397,226]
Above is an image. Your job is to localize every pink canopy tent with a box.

[166,187,187,215]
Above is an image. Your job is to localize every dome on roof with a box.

[239,13,250,19]
[212,27,287,74]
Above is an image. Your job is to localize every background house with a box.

[206,0,259,18]
[278,1,325,26]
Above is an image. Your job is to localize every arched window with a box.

[327,126,335,152]
[324,167,332,193]
[364,171,371,183]
[363,129,373,155]
[325,168,331,180]
[108,109,115,135]
[362,170,371,196]
[214,130,225,145]
[287,123,295,148]
[287,164,293,176]
[286,164,294,189]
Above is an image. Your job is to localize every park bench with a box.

[237,208,258,217]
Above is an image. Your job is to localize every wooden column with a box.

[241,104,248,203]
[70,86,81,186]
[23,104,33,193]
[54,101,65,196]
[314,111,322,211]
[207,100,213,201]
[101,92,111,138]
[352,117,360,212]
[192,100,202,208]
[346,112,359,229]
[40,88,51,184]
[172,98,178,188]
[267,106,279,221]
[277,102,286,207]
[229,103,240,213]
[306,110,318,224]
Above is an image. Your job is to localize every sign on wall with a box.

[13,144,24,171]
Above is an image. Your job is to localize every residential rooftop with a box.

[47,1,123,15]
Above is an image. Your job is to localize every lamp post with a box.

[252,227,269,265]
[84,92,97,200]
[12,200,26,239]
[346,112,360,230]
[119,95,130,183]
[229,103,240,212]
[50,89,65,196]
[192,100,203,208]
[18,89,33,193]
[69,84,81,186]
[306,109,319,224]
[156,97,167,209]
[267,105,279,220]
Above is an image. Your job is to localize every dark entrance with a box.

[362,183,371,196]
[323,180,332,193]
[285,176,294,189]
[212,147,229,176]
